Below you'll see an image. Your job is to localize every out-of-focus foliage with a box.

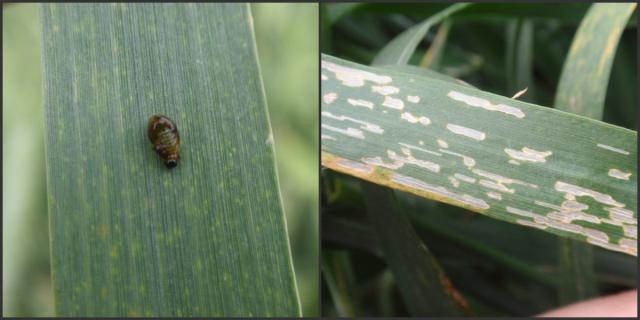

[3,4,52,317]
[252,3,319,316]
[2,3,318,316]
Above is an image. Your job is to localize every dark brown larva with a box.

[148,114,180,169]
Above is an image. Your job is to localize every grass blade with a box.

[321,251,359,316]
[418,19,451,69]
[557,241,597,303]
[505,19,534,101]
[554,3,637,119]
[361,181,468,316]
[41,3,299,316]
[321,54,637,256]
[326,3,364,26]
[553,3,636,304]
[3,4,51,316]
[371,3,471,66]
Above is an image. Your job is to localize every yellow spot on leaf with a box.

[97,224,108,240]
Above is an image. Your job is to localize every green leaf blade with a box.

[321,54,637,256]
[554,3,637,119]
[371,3,471,66]
[41,3,299,316]
[362,181,468,316]
[321,251,359,316]
[553,4,636,304]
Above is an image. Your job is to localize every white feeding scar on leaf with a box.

[437,139,448,148]
[454,173,476,184]
[513,211,619,249]
[583,228,609,242]
[534,201,562,211]
[391,173,489,210]
[362,147,442,173]
[623,225,637,239]
[401,112,431,125]
[551,221,585,233]
[398,143,441,156]
[619,238,636,250]
[371,85,400,95]
[449,176,460,188]
[382,96,404,110]
[504,147,552,163]
[361,156,403,170]
[516,219,547,230]
[388,149,440,173]
[605,207,636,225]
[564,196,590,207]
[337,159,373,174]
[487,192,502,200]
[587,238,635,255]
[473,169,538,191]
[321,134,336,141]
[555,181,624,207]
[321,124,364,140]
[322,111,384,134]
[407,95,420,103]
[539,218,584,234]
[322,92,337,104]
[446,124,486,141]
[479,180,514,193]
[447,90,525,118]
[347,98,374,109]
[440,149,476,167]
[546,200,600,224]
[506,206,539,218]
[608,168,631,180]
[321,60,392,87]
[601,218,623,226]
[596,143,629,155]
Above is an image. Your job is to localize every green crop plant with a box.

[321,3,637,317]
[2,3,316,316]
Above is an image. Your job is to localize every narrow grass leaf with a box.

[557,240,597,303]
[407,210,558,287]
[321,54,637,256]
[322,214,381,257]
[326,3,364,26]
[361,181,468,316]
[321,251,359,316]
[554,3,637,119]
[505,19,535,101]
[41,3,299,316]
[419,19,451,69]
[553,3,636,303]
[371,3,471,66]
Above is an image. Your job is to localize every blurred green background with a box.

[2,3,318,316]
